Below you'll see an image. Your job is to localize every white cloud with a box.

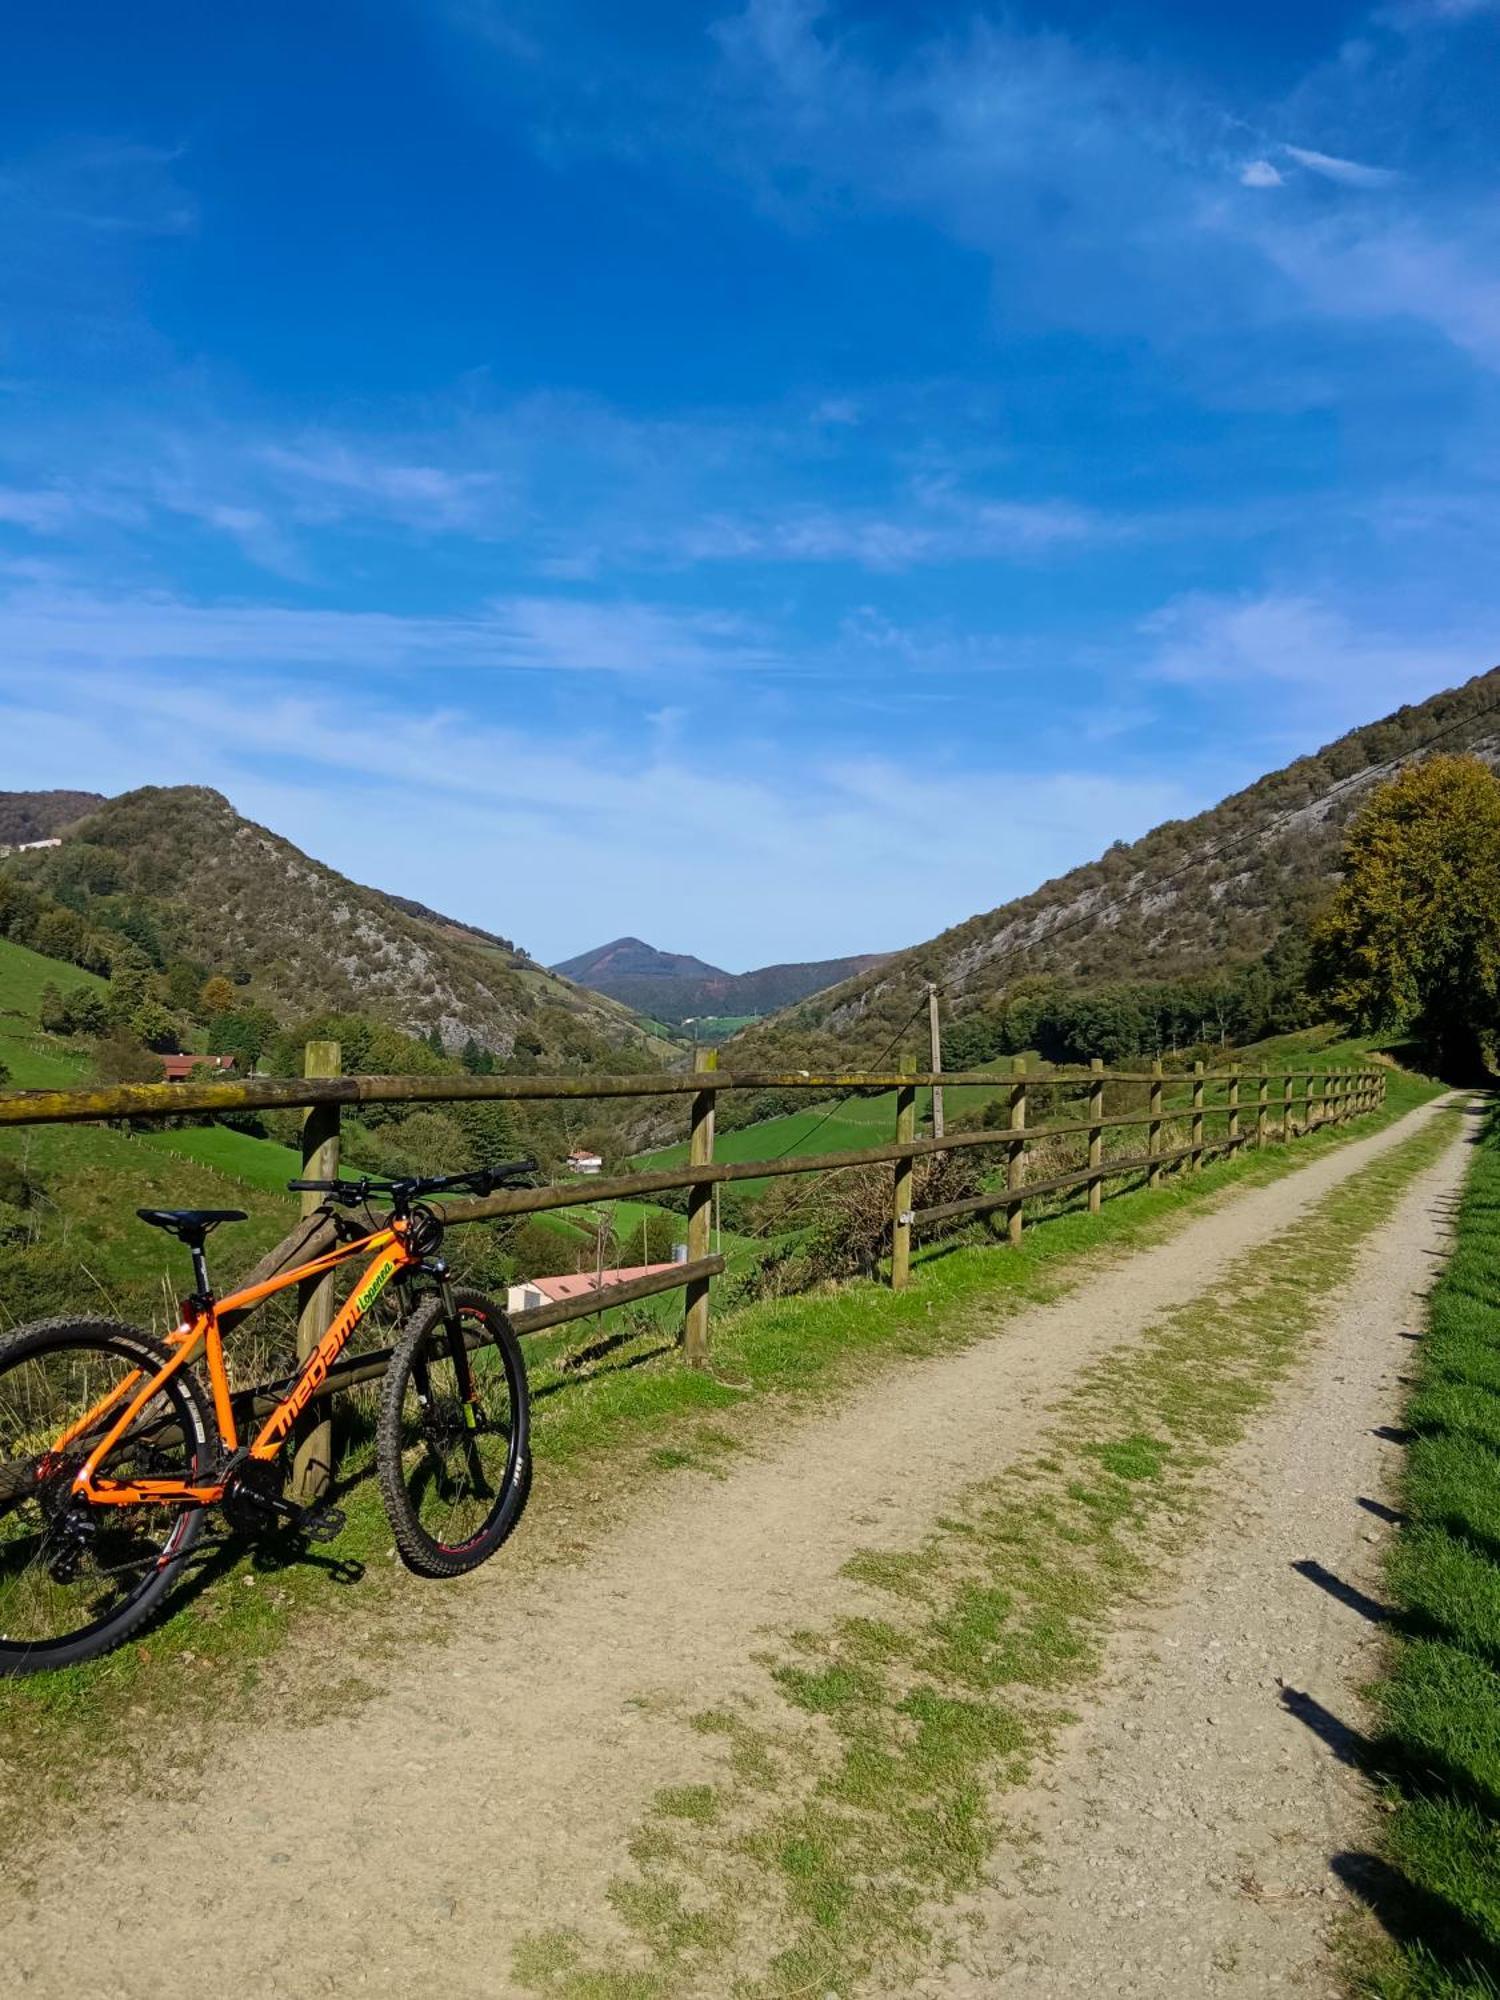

[1247,209,1500,370]
[0,655,1193,965]
[666,495,1104,571]
[0,488,74,532]
[1240,159,1284,189]
[256,440,507,534]
[1282,143,1400,189]
[1141,589,1493,710]
[0,583,780,680]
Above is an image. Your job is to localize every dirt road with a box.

[922,1096,1476,1995]
[0,1094,1466,1998]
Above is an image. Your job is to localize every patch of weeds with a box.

[514,1106,1457,1998]
[652,1784,720,1826]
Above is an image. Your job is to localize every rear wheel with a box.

[0,1319,210,1676]
[376,1289,530,1578]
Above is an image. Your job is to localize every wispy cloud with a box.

[0,581,780,680]
[1141,588,1495,710]
[0,654,1194,963]
[255,440,509,535]
[1282,144,1400,189]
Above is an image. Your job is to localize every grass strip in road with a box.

[513,1105,1458,1999]
[0,1064,1438,1810]
[1351,1104,1500,1999]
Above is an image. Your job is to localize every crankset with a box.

[221,1459,345,1544]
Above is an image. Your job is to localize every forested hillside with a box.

[0,791,104,847]
[728,667,1500,1071]
[0,786,660,1066]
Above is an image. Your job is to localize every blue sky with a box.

[1,0,1497,968]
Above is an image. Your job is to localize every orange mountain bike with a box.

[0,1161,536,1676]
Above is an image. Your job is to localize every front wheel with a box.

[376,1289,530,1578]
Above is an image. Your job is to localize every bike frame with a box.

[52,1222,421,1508]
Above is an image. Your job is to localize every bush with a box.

[91,1031,162,1086]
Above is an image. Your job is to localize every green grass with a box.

[0,933,108,1016]
[512,1095,1459,1997]
[134,1123,305,1195]
[1352,1101,1500,1998]
[0,935,107,1088]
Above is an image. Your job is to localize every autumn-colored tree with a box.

[1312,754,1500,1076]
[197,975,236,1017]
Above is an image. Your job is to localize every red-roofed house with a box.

[159,1052,237,1083]
[507,1263,677,1315]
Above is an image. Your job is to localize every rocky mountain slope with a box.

[727,666,1500,1070]
[6,786,658,1061]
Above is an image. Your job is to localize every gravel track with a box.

[0,1095,1460,1999]
[922,1095,1476,1996]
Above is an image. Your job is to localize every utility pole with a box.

[926,983,945,1140]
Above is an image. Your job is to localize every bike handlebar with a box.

[286,1158,539,1208]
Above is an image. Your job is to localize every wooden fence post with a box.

[1087,1058,1104,1214]
[683,1048,717,1364]
[1283,1071,1294,1139]
[1256,1073,1269,1149]
[926,983,945,1141]
[1227,1066,1240,1154]
[291,1039,340,1505]
[1311,1069,1323,1130]
[891,1059,917,1291]
[1148,1059,1163,1188]
[1191,1060,1205,1169]
[1007,1058,1027,1245]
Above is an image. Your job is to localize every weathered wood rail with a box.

[0,1051,1385,1377]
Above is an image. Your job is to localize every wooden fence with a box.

[0,1048,1386,1379]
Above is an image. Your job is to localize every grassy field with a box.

[0,1048,1442,1806]
[0,935,104,1088]
[1354,1101,1500,1997]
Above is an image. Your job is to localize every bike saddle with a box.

[136,1208,248,1244]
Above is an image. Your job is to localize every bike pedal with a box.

[301,1504,346,1545]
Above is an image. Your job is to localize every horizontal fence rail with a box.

[0,1066,1360,1127]
[0,1050,1386,1466]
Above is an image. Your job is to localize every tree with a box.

[1312,753,1500,1077]
[38,982,69,1035]
[209,1005,280,1070]
[92,1031,161,1085]
[131,1000,181,1052]
[197,974,236,1018]
[63,985,107,1035]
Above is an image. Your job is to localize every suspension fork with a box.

[435,1272,482,1426]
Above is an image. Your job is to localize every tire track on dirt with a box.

[920,1096,1477,1997]
[0,1096,1457,1999]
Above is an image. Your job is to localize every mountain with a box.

[554,937,727,989]
[552,935,891,1023]
[4,786,660,1061]
[0,790,105,847]
[726,666,1500,1070]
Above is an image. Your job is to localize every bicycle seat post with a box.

[189,1235,213,1306]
